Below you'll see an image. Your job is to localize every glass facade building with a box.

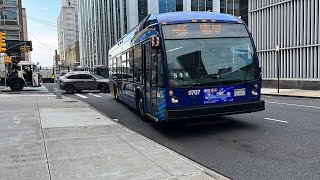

[0,0,21,40]
[78,0,248,68]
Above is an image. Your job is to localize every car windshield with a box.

[163,24,258,87]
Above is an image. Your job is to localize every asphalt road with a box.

[44,83,320,180]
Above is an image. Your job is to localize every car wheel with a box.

[10,80,24,91]
[65,85,75,94]
[99,84,108,93]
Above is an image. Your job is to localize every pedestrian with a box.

[51,73,55,83]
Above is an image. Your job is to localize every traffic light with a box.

[20,44,31,52]
[0,32,6,53]
[20,44,26,52]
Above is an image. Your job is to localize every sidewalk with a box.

[0,94,227,180]
[0,86,49,94]
[262,88,320,98]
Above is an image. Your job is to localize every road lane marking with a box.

[266,101,320,109]
[102,93,113,97]
[264,118,288,123]
[75,94,88,99]
[88,93,102,98]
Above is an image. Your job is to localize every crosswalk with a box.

[75,93,112,99]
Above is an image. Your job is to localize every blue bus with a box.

[109,12,265,123]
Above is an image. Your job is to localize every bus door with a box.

[144,42,162,117]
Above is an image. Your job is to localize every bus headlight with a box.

[171,96,179,104]
[251,89,258,96]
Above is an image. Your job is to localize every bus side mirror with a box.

[151,36,161,49]
[259,67,263,81]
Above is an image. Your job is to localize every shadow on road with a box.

[152,116,258,138]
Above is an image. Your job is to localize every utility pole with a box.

[55,50,62,99]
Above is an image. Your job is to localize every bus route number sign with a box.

[151,37,160,48]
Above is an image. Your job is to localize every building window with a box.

[206,0,213,12]
[159,0,183,13]
[191,0,212,11]
[138,0,148,22]
[176,0,183,11]
[0,0,17,6]
[220,0,240,15]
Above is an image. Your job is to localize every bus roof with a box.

[109,12,242,56]
[155,12,240,24]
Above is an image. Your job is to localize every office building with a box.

[57,0,79,67]
[249,0,320,89]
[0,0,29,60]
[78,0,248,68]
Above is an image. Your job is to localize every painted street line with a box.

[264,118,288,124]
[75,93,88,99]
[102,93,113,97]
[89,93,102,98]
[266,101,320,109]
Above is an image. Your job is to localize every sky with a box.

[22,0,61,67]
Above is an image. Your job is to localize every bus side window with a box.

[122,52,127,81]
[157,50,164,87]
[117,55,122,79]
[134,45,142,82]
[128,49,134,82]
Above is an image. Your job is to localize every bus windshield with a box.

[163,23,258,87]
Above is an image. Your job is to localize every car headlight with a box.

[171,96,179,104]
[251,89,258,96]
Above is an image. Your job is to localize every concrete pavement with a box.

[262,88,320,98]
[0,93,226,180]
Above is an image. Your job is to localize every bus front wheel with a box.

[136,96,146,120]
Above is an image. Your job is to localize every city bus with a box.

[109,12,265,123]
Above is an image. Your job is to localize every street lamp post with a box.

[55,50,62,99]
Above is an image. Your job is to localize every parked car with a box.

[60,72,109,94]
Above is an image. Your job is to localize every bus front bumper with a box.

[165,101,265,121]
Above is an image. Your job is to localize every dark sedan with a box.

[60,72,109,94]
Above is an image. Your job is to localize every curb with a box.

[262,93,320,99]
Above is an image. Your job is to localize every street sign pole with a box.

[276,45,280,93]
[55,50,62,99]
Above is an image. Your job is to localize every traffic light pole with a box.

[55,50,62,99]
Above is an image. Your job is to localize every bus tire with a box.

[10,80,24,91]
[136,96,146,120]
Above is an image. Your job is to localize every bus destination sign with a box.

[163,23,248,39]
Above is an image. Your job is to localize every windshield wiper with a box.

[183,73,220,94]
